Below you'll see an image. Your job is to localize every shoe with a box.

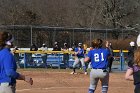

[70,72,77,74]
[84,72,88,75]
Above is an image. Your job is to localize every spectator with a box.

[83,44,89,69]
[127,41,136,67]
[52,42,61,56]
[41,43,48,68]
[30,43,38,51]
[62,43,69,69]
[83,44,88,55]
[29,43,38,66]
[13,46,20,68]
[72,42,77,51]
[53,42,61,51]
[106,41,114,72]
[87,46,94,69]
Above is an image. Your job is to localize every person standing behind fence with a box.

[127,41,136,67]
[84,39,110,93]
[72,42,76,51]
[87,46,94,69]
[106,41,114,72]
[29,43,38,66]
[62,43,69,69]
[0,31,33,93]
[125,34,140,93]
[53,42,61,56]
[41,43,48,68]
[70,43,87,75]
[30,43,38,51]
[53,42,61,51]
[12,46,20,68]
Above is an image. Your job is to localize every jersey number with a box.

[94,53,104,62]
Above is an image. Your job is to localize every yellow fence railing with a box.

[14,50,75,54]
[13,49,128,54]
[113,50,128,53]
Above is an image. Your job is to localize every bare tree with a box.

[100,0,140,39]
[0,0,139,48]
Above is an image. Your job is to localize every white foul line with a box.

[16,86,132,92]
[16,87,87,92]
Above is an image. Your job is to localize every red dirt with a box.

[16,69,134,93]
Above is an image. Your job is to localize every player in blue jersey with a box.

[71,43,87,75]
[84,39,110,93]
[0,32,33,93]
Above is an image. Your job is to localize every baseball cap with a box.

[129,41,135,46]
[43,43,46,45]
[54,42,58,44]
[137,34,140,46]
[78,43,82,46]
[64,43,67,45]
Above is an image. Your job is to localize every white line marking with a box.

[16,86,132,92]
[16,87,87,92]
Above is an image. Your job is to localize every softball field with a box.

[16,69,133,93]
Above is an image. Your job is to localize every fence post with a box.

[23,53,26,68]
[120,50,124,71]
[58,53,61,69]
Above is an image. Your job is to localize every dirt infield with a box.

[16,69,134,93]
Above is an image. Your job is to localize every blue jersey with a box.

[0,48,19,85]
[87,48,110,69]
[75,47,84,58]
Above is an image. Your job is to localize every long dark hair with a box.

[0,31,12,48]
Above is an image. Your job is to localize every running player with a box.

[125,34,140,93]
[70,43,87,75]
[84,39,110,93]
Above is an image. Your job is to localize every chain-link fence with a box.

[0,25,138,48]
